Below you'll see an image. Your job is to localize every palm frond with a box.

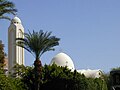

[0,9,17,16]
[0,16,11,20]
[0,1,15,8]
[16,30,60,60]
[0,0,17,20]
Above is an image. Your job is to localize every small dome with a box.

[50,53,75,70]
[11,16,21,24]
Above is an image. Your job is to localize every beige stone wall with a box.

[4,57,8,70]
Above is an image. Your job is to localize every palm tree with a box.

[0,0,17,20]
[16,30,60,90]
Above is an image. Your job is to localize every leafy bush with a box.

[19,64,108,90]
[0,68,25,90]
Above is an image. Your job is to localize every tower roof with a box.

[50,52,75,70]
[11,16,22,24]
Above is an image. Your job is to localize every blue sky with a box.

[1,0,120,72]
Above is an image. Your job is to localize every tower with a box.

[8,16,24,72]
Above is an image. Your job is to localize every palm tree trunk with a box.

[34,59,42,90]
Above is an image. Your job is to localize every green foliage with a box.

[87,78,107,90]
[11,64,34,90]
[102,73,111,90]
[17,64,107,90]
[0,74,15,90]
[0,61,108,90]
[0,0,17,20]
[41,64,108,90]
[42,64,84,90]
[112,67,120,70]
[11,64,32,78]
[12,78,26,90]
[0,69,25,90]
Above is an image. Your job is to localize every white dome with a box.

[50,53,75,70]
[77,69,102,78]
[11,16,21,24]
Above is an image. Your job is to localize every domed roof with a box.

[11,16,21,24]
[50,52,75,70]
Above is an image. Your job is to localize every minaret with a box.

[8,16,24,73]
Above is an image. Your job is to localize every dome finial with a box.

[11,15,22,24]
